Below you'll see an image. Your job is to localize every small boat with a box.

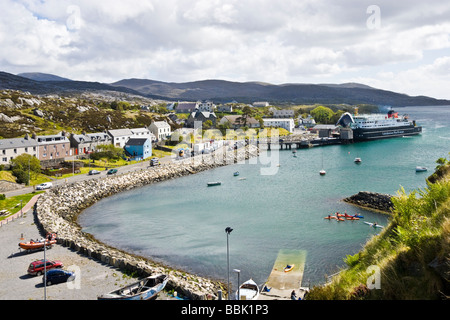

[19,233,57,251]
[235,279,260,300]
[324,216,337,220]
[207,181,221,187]
[336,218,345,221]
[284,264,295,272]
[319,169,326,175]
[354,157,362,163]
[98,274,168,300]
[415,166,427,172]
[233,171,240,176]
[353,214,364,219]
[238,177,247,181]
[346,217,359,220]
[364,222,383,228]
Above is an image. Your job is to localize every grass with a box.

[0,191,43,220]
[306,163,450,300]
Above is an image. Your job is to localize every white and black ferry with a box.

[337,110,422,141]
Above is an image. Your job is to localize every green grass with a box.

[306,163,450,300]
[0,192,43,220]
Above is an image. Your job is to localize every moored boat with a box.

[235,279,260,300]
[207,181,221,187]
[354,157,362,163]
[233,171,240,176]
[415,166,427,172]
[98,274,168,300]
[337,109,422,141]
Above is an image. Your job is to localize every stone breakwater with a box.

[343,191,393,213]
[34,145,259,300]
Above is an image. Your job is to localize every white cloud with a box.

[0,0,449,99]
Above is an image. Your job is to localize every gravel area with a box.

[0,206,175,300]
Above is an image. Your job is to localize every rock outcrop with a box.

[343,191,393,213]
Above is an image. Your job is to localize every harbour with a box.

[78,105,450,298]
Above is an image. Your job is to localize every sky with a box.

[0,0,450,99]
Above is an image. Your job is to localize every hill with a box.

[111,78,450,107]
[17,72,73,82]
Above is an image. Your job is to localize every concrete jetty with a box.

[259,249,308,300]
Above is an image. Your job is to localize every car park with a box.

[107,168,118,175]
[88,169,101,175]
[28,259,63,276]
[43,269,75,286]
[36,182,53,190]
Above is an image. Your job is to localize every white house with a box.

[108,127,154,148]
[263,118,295,133]
[0,135,39,166]
[198,100,216,112]
[149,121,172,141]
[273,109,295,118]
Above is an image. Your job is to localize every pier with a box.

[259,249,308,300]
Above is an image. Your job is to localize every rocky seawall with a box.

[34,145,258,300]
[343,191,394,213]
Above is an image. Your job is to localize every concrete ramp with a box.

[258,249,307,300]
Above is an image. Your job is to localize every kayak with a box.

[336,218,345,221]
[354,214,364,219]
[346,217,359,220]
[364,222,383,228]
[324,216,337,220]
[284,264,295,272]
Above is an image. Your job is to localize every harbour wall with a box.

[34,145,258,300]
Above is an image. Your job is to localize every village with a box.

[0,96,332,188]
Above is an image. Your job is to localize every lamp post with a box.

[225,226,233,300]
[233,269,241,300]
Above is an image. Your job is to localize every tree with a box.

[10,154,41,185]
[311,106,334,124]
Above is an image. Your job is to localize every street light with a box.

[225,226,233,300]
[233,269,241,300]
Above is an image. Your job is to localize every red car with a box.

[28,259,63,276]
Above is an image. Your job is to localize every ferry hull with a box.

[352,125,422,141]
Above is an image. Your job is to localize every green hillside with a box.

[307,157,450,300]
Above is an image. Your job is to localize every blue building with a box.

[124,138,152,161]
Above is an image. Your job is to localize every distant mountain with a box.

[0,71,149,97]
[2,70,450,107]
[111,78,450,107]
[17,72,73,82]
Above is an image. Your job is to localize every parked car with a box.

[43,269,75,286]
[28,259,63,276]
[107,168,118,175]
[150,157,160,166]
[36,182,53,190]
[88,169,101,175]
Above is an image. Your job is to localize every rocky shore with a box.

[343,191,394,213]
[34,145,259,300]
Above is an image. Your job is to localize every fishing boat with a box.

[284,264,295,272]
[415,166,427,172]
[235,279,260,300]
[207,181,221,187]
[19,233,57,251]
[98,274,168,300]
[337,109,422,141]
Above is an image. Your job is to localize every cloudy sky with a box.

[1,0,450,99]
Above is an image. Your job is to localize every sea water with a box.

[79,106,450,290]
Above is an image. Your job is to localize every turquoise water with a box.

[79,106,450,289]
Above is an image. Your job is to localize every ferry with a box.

[337,109,422,141]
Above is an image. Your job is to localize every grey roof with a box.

[124,138,150,146]
[0,137,38,149]
[107,128,133,137]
